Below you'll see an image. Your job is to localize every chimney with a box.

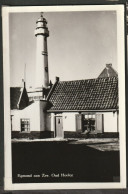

[106,63,112,68]
[55,77,60,82]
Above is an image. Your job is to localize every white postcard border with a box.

[2,5,126,190]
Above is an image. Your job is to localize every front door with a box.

[95,114,104,133]
[55,116,63,138]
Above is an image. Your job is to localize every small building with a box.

[10,14,119,139]
[47,71,118,138]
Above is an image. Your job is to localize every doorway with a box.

[55,116,63,138]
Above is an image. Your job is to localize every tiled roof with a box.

[10,87,23,109]
[48,77,118,111]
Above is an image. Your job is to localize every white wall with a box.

[62,112,118,132]
[104,112,118,132]
[63,113,76,131]
[12,108,118,133]
[50,112,118,133]
[11,100,51,132]
[51,113,55,132]
[11,101,40,131]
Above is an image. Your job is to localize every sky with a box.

[9,11,117,89]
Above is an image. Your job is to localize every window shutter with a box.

[76,114,82,132]
[95,114,104,133]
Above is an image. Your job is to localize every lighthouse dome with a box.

[36,15,47,24]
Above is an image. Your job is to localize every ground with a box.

[12,138,120,183]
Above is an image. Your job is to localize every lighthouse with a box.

[35,13,49,91]
[26,13,51,131]
[27,13,51,101]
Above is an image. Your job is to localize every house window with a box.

[83,114,95,132]
[21,119,30,132]
[76,113,104,133]
[76,113,96,132]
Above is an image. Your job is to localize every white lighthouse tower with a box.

[35,13,49,89]
[26,13,51,132]
[27,13,50,101]
[28,13,51,101]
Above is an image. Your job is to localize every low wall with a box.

[12,131,119,139]
[64,132,119,138]
[11,131,54,139]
